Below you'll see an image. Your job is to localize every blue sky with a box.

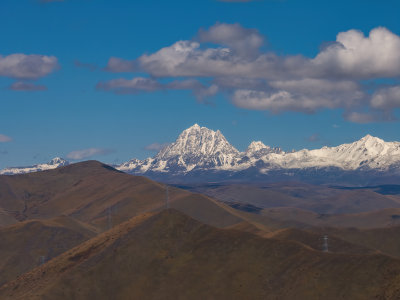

[1,0,400,167]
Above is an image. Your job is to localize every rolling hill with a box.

[2,209,400,300]
[0,161,242,230]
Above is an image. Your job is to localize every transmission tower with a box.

[39,255,46,265]
[322,235,329,252]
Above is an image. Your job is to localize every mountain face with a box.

[115,124,400,184]
[0,157,69,175]
[2,125,400,184]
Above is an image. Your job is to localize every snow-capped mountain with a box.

[2,125,400,184]
[0,157,69,175]
[115,124,400,184]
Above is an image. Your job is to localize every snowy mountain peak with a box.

[358,134,382,142]
[245,141,283,159]
[0,157,70,175]
[246,141,270,153]
[48,157,68,166]
[156,124,239,161]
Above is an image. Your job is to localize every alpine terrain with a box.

[116,124,400,184]
[2,124,400,185]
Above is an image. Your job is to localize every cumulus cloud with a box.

[102,23,400,122]
[97,77,162,93]
[312,27,400,79]
[105,57,136,72]
[0,54,59,80]
[343,111,396,123]
[144,143,170,151]
[198,23,263,58]
[370,86,400,110]
[232,79,363,113]
[66,148,115,160]
[0,134,12,143]
[97,77,218,100]
[9,81,47,91]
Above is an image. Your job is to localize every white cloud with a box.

[104,57,136,72]
[0,54,59,80]
[97,77,162,93]
[102,24,400,122]
[231,79,364,113]
[97,77,218,100]
[66,148,114,160]
[0,134,12,142]
[343,111,396,123]
[198,23,263,58]
[9,81,47,91]
[371,86,400,110]
[313,27,400,79]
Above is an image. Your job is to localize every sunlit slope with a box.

[0,161,242,229]
[2,210,400,300]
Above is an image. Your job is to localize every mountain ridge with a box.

[2,124,400,184]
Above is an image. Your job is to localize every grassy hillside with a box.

[0,161,243,230]
[0,215,96,285]
[2,210,400,300]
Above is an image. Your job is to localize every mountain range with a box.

[2,160,400,299]
[2,124,400,184]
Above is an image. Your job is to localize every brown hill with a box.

[189,183,400,214]
[308,226,400,258]
[0,207,17,227]
[0,215,97,286]
[2,209,400,300]
[257,207,400,229]
[267,227,375,255]
[0,161,242,230]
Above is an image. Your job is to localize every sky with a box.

[1,0,400,168]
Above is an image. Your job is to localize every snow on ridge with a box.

[2,126,400,177]
[116,128,400,174]
[0,157,69,175]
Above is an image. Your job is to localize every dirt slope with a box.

[2,210,400,300]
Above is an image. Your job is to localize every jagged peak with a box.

[187,123,200,130]
[246,141,270,153]
[48,157,68,165]
[359,134,384,143]
[156,124,239,160]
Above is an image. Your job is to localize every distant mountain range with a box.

[2,124,400,184]
[116,124,400,184]
[0,157,68,175]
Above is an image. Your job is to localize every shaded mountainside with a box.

[0,160,243,286]
[0,215,97,286]
[308,226,400,259]
[2,210,400,300]
[0,161,242,230]
[183,182,400,214]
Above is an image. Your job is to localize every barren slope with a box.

[2,210,400,300]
